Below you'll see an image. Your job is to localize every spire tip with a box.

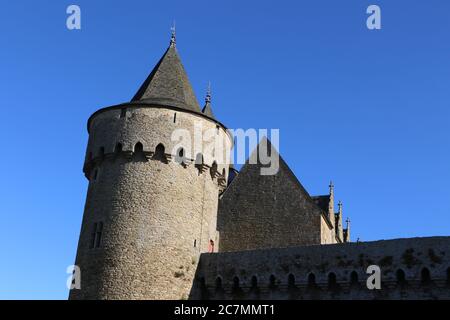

[205,81,211,104]
[170,21,176,47]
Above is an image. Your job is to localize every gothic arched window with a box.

[288,274,296,288]
[307,273,316,288]
[328,272,337,289]
[215,277,222,291]
[153,143,167,162]
[396,269,406,286]
[350,271,358,285]
[269,275,276,289]
[115,143,123,154]
[421,267,431,284]
[251,276,258,289]
[134,142,143,153]
[232,277,240,293]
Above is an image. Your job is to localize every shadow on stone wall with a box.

[189,237,450,300]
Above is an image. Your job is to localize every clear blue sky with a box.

[1,0,449,299]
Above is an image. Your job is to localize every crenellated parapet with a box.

[83,105,232,184]
[83,141,228,188]
[190,236,450,300]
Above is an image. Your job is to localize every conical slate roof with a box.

[131,44,201,113]
[201,91,215,119]
[202,102,215,118]
[201,82,215,119]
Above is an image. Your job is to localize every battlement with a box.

[190,237,450,300]
[83,143,228,189]
[84,106,232,182]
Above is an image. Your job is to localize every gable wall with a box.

[217,159,323,252]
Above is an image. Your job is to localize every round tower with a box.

[69,36,232,299]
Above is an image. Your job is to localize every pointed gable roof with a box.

[220,137,334,219]
[217,137,332,250]
[225,136,312,199]
[131,45,201,113]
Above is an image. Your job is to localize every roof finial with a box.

[345,217,351,228]
[329,180,334,194]
[205,81,211,104]
[338,200,343,214]
[170,21,176,47]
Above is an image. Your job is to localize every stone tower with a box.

[70,33,233,300]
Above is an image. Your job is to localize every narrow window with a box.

[288,274,296,288]
[216,125,220,134]
[396,269,406,285]
[90,223,97,249]
[95,222,103,248]
[132,142,147,162]
[120,108,127,118]
[350,271,358,285]
[93,168,98,181]
[153,143,167,162]
[232,277,240,293]
[251,276,258,289]
[173,113,177,123]
[208,239,214,253]
[193,239,197,248]
[269,274,276,289]
[115,143,123,154]
[421,267,431,284]
[215,277,223,291]
[90,222,103,249]
[328,272,337,288]
[199,277,207,298]
[308,273,316,288]
[134,142,143,153]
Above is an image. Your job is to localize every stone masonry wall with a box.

[190,237,450,300]
[217,157,327,252]
[320,215,335,244]
[70,105,232,300]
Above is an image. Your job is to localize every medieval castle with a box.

[70,32,450,300]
